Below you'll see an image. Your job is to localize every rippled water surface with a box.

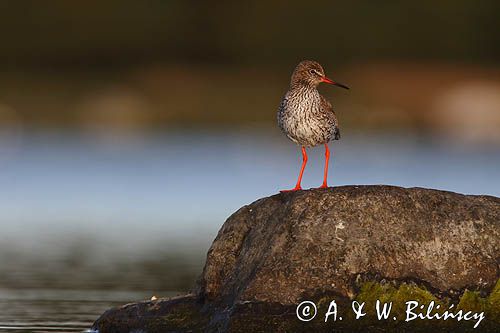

[0,289,179,332]
[1,130,499,331]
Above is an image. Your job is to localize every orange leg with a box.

[319,144,330,189]
[281,146,307,192]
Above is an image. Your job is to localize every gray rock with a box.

[93,185,500,332]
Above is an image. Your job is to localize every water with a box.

[0,289,177,332]
[0,129,499,331]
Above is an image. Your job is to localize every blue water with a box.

[1,130,499,242]
[0,129,499,331]
[0,289,163,332]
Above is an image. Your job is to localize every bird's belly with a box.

[280,112,335,147]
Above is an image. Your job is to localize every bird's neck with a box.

[288,83,319,100]
[290,74,319,90]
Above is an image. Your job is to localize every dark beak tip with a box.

[337,83,350,90]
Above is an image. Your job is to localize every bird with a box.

[277,60,349,192]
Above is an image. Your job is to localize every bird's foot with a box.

[280,186,302,193]
[317,183,329,189]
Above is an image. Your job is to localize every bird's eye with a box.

[309,69,316,75]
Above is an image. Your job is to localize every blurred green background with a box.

[1,1,499,66]
[0,0,499,137]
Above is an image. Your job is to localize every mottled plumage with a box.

[277,60,349,192]
[278,60,340,147]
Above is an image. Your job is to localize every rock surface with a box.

[93,185,500,332]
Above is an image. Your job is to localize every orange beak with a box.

[321,76,350,90]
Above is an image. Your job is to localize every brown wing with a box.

[320,94,334,114]
[320,95,340,140]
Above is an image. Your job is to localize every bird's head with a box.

[291,60,349,90]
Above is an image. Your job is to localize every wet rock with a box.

[93,185,500,332]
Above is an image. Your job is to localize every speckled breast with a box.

[278,90,339,147]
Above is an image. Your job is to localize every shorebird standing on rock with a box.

[278,60,349,192]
